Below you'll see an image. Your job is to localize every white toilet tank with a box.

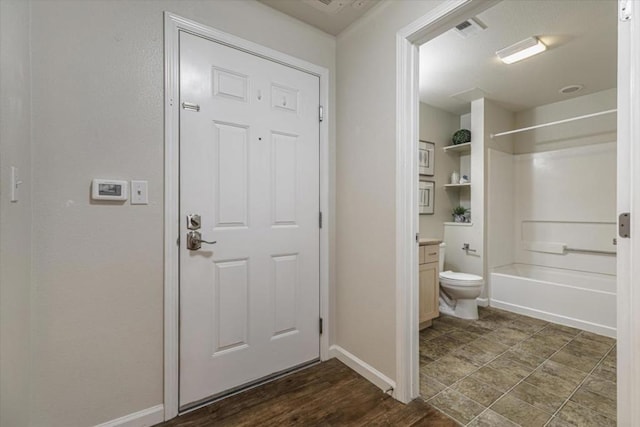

[439,242,446,272]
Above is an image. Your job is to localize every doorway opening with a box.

[417,1,617,425]
[395,0,636,425]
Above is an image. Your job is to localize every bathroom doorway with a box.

[412,1,620,425]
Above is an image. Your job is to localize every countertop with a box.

[419,238,442,246]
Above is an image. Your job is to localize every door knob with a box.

[186,231,216,251]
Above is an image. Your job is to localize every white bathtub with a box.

[491,264,616,338]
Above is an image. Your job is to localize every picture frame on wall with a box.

[419,179,435,215]
[419,140,435,176]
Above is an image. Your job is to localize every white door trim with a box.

[163,12,331,420]
[396,1,640,422]
[616,1,640,423]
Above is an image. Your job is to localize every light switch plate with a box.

[11,166,19,202]
[131,180,148,205]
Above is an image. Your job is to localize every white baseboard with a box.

[490,299,616,338]
[94,404,164,427]
[476,297,489,307]
[329,345,396,395]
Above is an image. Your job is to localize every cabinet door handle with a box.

[428,252,437,256]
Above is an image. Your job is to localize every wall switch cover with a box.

[11,166,22,203]
[131,180,148,205]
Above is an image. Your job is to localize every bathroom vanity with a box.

[419,239,441,329]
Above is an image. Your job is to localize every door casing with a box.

[163,12,331,420]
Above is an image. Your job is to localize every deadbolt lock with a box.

[187,214,201,230]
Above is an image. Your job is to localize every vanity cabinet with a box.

[419,243,440,328]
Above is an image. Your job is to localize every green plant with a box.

[452,206,468,215]
[452,129,471,145]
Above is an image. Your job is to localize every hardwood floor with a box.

[159,359,456,426]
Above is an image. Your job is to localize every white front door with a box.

[179,32,320,409]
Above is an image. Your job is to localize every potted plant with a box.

[452,206,469,223]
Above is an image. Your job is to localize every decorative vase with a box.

[450,171,460,184]
[453,214,465,223]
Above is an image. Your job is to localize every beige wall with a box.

[0,1,32,427]
[418,103,460,240]
[28,1,335,425]
[336,0,449,381]
[514,88,616,154]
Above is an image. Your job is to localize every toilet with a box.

[438,242,484,320]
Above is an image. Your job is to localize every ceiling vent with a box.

[302,0,353,14]
[454,18,486,39]
[351,0,374,10]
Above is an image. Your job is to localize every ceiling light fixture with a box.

[496,37,547,64]
[559,84,584,95]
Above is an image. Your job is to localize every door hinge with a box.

[176,236,180,246]
[620,0,632,21]
[319,211,323,229]
[319,318,323,335]
[319,105,324,122]
[619,212,630,238]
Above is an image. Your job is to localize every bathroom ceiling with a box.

[419,0,617,114]
[258,0,380,36]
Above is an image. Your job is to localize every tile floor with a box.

[420,307,616,427]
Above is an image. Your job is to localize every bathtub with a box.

[491,264,616,337]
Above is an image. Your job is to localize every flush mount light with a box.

[496,37,547,64]
[559,84,584,95]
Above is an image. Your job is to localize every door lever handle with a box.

[186,231,217,251]
[462,243,477,253]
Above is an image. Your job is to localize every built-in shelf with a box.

[442,142,471,154]
[444,222,473,227]
[444,183,471,189]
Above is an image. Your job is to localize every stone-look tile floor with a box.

[420,307,616,427]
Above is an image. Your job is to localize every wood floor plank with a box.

[158,359,456,426]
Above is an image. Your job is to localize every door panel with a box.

[214,121,249,228]
[179,31,320,408]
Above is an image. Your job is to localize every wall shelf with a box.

[442,142,471,154]
[444,222,473,227]
[444,183,471,189]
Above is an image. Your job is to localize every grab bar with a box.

[565,247,617,255]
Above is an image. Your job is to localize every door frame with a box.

[395,2,640,423]
[163,12,331,420]
[394,0,499,403]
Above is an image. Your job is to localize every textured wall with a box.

[336,0,449,381]
[418,103,460,240]
[0,1,32,426]
[28,1,335,425]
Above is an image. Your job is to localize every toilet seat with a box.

[440,270,484,286]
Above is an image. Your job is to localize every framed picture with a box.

[419,141,435,176]
[419,179,435,215]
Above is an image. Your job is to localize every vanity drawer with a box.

[421,246,439,264]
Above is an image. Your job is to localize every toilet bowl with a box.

[438,243,484,320]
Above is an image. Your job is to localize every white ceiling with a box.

[419,0,617,115]
[258,0,379,36]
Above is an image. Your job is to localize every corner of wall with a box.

[0,1,33,426]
